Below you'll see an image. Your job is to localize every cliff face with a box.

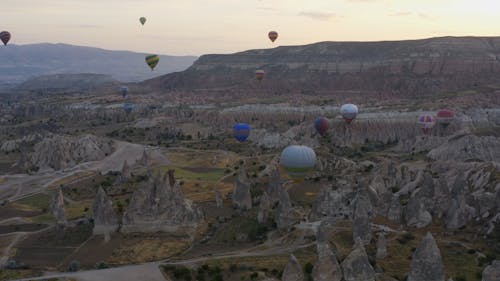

[145,36,500,100]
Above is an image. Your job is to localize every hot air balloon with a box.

[436,109,454,128]
[233,123,250,142]
[120,86,128,98]
[140,17,146,25]
[255,69,265,81]
[417,114,435,135]
[314,117,329,136]
[280,145,316,182]
[0,31,11,46]
[145,54,159,70]
[268,31,278,43]
[340,104,358,124]
[123,103,134,114]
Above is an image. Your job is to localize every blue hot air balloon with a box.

[280,145,316,182]
[123,103,134,114]
[120,86,128,98]
[233,123,250,142]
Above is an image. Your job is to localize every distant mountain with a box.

[0,43,197,88]
[16,73,119,93]
[144,36,500,102]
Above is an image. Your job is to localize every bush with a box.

[68,260,80,272]
[304,262,313,274]
[95,262,109,269]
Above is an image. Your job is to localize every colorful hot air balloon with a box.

[436,109,454,128]
[340,104,358,124]
[268,31,278,43]
[140,17,147,25]
[120,86,128,98]
[314,117,329,136]
[417,114,435,135]
[145,54,159,70]
[255,69,265,81]
[233,123,250,142]
[0,31,11,46]
[123,103,134,114]
[280,145,316,182]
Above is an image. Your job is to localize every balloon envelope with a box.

[120,86,128,98]
[255,69,265,80]
[140,17,146,25]
[280,145,316,181]
[123,103,134,114]
[437,109,454,127]
[417,114,435,134]
[0,31,11,46]
[233,123,250,142]
[340,104,358,123]
[268,31,278,42]
[145,54,159,70]
[314,117,329,136]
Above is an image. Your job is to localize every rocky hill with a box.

[145,36,500,102]
[0,43,197,88]
[16,73,119,93]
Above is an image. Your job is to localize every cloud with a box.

[298,11,336,21]
[388,11,434,20]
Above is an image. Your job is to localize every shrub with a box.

[304,262,313,274]
[68,260,80,272]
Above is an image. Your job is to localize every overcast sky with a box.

[3,0,500,56]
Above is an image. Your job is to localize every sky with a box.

[3,0,500,56]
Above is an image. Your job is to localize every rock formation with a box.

[309,184,356,221]
[266,168,283,206]
[24,134,113,171]
[376,233,388,259]
[482,260,500,281]
[232,170,252,210]
[92,187,118,236]
[428,135,500,163]
[341,238,376,281]
[215,188,223,208]
[258,192,271,223]
[387,195,403,223]
[407,232,445,281]
[140,149,149,166]
[122,170,203,233]
[51,188,67,225]
[118,160,131,183]
[276,189,297,230]
[282,254,304,281]
[352,193,372,244]
[312,242,343,281]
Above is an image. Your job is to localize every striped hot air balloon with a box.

[436,109,454,128]
[268,31,278,42]
[0,31,11,46]
[255,69,265,81]
[314,117,329,136]
[280,145,316,183]
[145,54,159,70]
[340,104,358,124]
[417,114,435,135]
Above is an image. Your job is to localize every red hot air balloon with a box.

[0,31,11,46]
[436,109,454,128]
[314,117,329,136]
[268,31,278,42]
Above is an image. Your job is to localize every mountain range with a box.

[145,36,500,103]
[0,43,197,89]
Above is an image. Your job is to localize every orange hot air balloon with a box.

[268,31,278,43]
